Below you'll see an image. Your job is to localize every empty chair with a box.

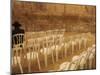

[34,43,41,71]
[80,47,94,69]
[71,40,76,55]
[13,48,23,73]
[88,48,96,69]
[69,56,80,70]
[79,51,88,69]
[64,42,69,57]
[41,39,48,68]
[12,33,25,74]
[58,62,71,71]
[67,36,77,55]
[26,39,35,72]
[26,38,41,72]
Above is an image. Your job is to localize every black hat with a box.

[13,21,21,27]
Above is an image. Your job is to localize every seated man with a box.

[12,21,25,48]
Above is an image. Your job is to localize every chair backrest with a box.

[26,39,36,52]
[79,50,89,63]
[69,55,81,70]
[12,33,24,48]
[88,47,96,59]
[58,62,70,71]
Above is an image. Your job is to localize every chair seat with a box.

[58,62,70,71]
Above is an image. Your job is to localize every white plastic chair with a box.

[69,56,80,70]
[58,62,71,71]
[88,48,96,69]
[79,51,88,69]
[12,33,25,73]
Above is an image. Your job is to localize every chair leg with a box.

[16,49,23,73]
[56,47,58,62]
[64,44,67,57]
[89,59,93,69]
[80,64,84,70]
[44,50,48,68]
[36,53,41,71]
[51,50,55,64]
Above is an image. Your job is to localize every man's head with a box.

[13,21,22,29]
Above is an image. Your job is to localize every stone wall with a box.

[12,0,96,33]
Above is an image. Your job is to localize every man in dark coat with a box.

[12,21,25,47]
[12,21,24,35]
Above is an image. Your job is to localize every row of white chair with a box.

[58,44,96,71]
[12,29,65,73]
[12,31,94,73]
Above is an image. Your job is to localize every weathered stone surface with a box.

[12,0,96,32]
